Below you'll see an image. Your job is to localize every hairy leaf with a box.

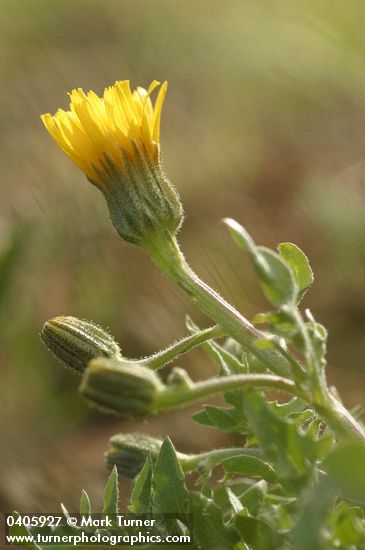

[152,438,188,516]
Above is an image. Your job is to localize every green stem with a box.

[291,309,365,440]
[145,234,365,441]
[271,340,306,383]
[141,324,225,370]
[328,396,365,439]
[313,387,365,440]
[144,236,291,377]
[156,373,303,412]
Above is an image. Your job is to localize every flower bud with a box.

[106,433,163,478]
[167,367,194,389]
[79,359,165,418]
[41,316,121,374]
[106,432,190,478]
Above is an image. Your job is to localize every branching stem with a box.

[145,234,365,441]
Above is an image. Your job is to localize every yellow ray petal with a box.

[152,81,168,143]
[42,79,168,183]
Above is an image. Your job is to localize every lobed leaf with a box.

[243,390,322,488]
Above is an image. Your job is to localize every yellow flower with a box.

[41,79,183,246]
[41,80,167,186]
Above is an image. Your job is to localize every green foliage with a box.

[189,492,240,549]
[243,390,329,488]
[129,455,154,514]
[234,514,281,550]
[103,465,119,516]
[278,242,314,302]
[221,456,277,484]
[80,489,91,517]
[152,438,188,516]
[186,315,247,376]
[223,218,297,307]
[41,214,365,549]
[324,441,365,505]
[192,404,248,433]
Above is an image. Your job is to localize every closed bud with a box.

[106,432,190,478]
[106,433,163,478]
[167,367,194,389]
[40,316,121,374]
[79,359,165,418]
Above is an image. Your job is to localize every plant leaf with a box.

[186,315,246,375]
[222,455,277,483]
[324,441,365,505]
[192,405,248,433]
[103,465,119,516]
[8,512,42,550]
[190,492,240,549]
[225,488,244,514]
[80,489,91,516]
[223,218,297,306]
[278,242,314,302]
[129,455,154,513]
[243,390,321,489]
[239,480,267,516]
[234,512,280,550]
[152,438,188,516]
[255,246,298,307]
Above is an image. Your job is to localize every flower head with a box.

[79,358,165,418]
[106,433,164,478]
[106,432,191,478]
[41,80,183,246]
[41,80,167,185]
[40,316,121,374]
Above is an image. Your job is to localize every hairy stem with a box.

[292,309,365,440]
[144,236,292,377]
[142,324,225,370]
[145,234,365,441]
[313,386,365,440]
[156,373,303,412]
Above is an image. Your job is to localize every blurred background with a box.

[1,0,365,513]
